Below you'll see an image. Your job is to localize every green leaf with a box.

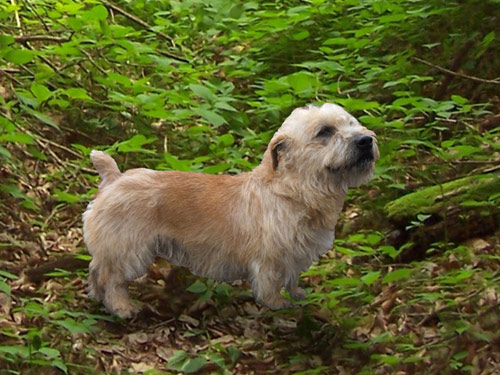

[168,350,189,371]
[0,35,14,46]
[0,280,11,295]
[0,346,22,356]
[186,281,207,294]
[0,117,15,132]
[454,320,470,335]
[439,269,474,284]
[287,72,315,93]
[51,359,68,373]
[378,245,401,259]
[446,145,481,159]
[0,132,34,144]
[0,270,18,280]
[144,108,170,118]
[116,134,157,153]
[87,5,108,21]
[22,106,61,130]
[214,101,238,112]
[451,95,468,105]
[371,354,400,365]
[181,357,206,373]
[228,346,241,364]
[383,268,413,283]
[323,37,348,45]
[202,164,230,174]
[292,30,310,40]
[107,72,133,87]
[24,302,49,317]
[192,108,227,127]
[55,318,92,335]
[5,49,35,64]
[336,98,380,111]
[64,88,92,101]
[0,146,11,159]
[330,277,361,286]
[52,191,82,204]
[361,271,380,285]
[218,133,234,146]
[31,83,53,102]
[190,84,217,102]
[38,347,61,358]
[163,154,193,171]
[49,99,70,109]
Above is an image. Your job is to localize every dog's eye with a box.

[316,127,335,138]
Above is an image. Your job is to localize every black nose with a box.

[355,135,373,150]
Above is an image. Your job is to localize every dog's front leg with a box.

[285,276,307,301]
[249,260,293,309]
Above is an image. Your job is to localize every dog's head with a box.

[262,103,379,191]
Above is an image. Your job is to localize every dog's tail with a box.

[90,150,122,186]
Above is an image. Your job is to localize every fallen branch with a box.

[26,256,89,283]
[14,35,71,43]
[102,1,189,63]
[412,56,500,85]
[0,68,24,86]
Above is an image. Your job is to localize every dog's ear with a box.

[271,137,287,171]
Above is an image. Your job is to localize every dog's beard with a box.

[326,147,375,188]
[327,147,374,173]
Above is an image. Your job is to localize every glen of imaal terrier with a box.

[83,103,379,318]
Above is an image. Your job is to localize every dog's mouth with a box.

[327,152,374,174]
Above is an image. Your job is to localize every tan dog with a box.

[83,103,379,318]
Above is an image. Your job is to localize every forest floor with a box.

[0,142,499,375]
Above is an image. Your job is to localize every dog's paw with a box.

[107,300,140,319]
[290,287,307,301]
[258,296,294,310]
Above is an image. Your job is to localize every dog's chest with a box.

[299,228,335,260]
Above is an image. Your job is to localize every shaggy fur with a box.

[83,103,379,318]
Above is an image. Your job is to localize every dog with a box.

[83,103,379,318]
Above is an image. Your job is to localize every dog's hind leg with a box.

[103,273,139,319]
[249,260,293,310]
[89,242,157,319]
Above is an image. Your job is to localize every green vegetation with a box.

[385,174,500,220]
[1,0,499,374]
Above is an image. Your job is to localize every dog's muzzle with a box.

[354,135,374,162]
[327,135,376,174]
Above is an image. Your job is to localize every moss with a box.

[385,174,500,221]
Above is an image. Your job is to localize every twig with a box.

[0,68,24,86]
[417,289,484,327]
[101,1,189,63]
[7,116,84,161]
[102,0,174,44]
[20,41,85,88]
[35,134,84,160]
[79,48,108,75]
[22,0,50,32]
[11,0,22,32]
[14,35,71,43]
[1,68,21,74]
[412,56,500,85]
[434,39,476,100]
[25,256,89,283]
